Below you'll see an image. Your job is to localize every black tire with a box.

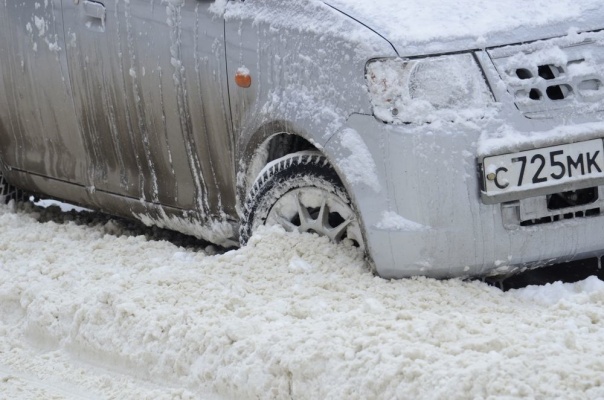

[0,173,20,204]
[240,151,364,249]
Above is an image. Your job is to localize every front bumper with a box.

[326,113,604,279]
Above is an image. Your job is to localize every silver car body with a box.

[1,0,604,278]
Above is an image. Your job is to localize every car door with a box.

[62,0,235,217]
[0,0,89,184]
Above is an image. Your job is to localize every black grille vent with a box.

[520,208,601,226]
[501,185,604,230]
[488,35,604,117]
[512,62,577,102]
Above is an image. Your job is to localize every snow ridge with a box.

[1,203,604,398]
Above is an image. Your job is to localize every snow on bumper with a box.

[326,113,604,279]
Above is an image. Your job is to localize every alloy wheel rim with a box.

[266,188,364,250]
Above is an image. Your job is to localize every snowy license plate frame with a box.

[481,139,604,203]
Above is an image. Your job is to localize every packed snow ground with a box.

[1,202,604,399]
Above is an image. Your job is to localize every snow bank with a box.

[1,203,604,398]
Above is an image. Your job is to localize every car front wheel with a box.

[240,151,364,250]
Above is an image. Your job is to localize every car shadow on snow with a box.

[483,258,604,291]
[16,198,221,254]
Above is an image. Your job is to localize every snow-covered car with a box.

[1,0,604,279]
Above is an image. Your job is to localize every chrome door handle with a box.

[83,0,105,21]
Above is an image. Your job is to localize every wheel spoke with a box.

[317,197,329,227]
[273,212,299,232]
[295,192,312,227]
[329,217,353,241]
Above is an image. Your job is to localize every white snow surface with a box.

[335,128,380,192]
[375,211,427,232]
[2,202,604,398]
[221,0,390,55]
[326,0,603,47]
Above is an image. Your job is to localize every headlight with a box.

[366,54,493,124]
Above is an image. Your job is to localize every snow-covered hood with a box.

[324,0,604,56]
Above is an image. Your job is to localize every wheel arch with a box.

[237,120,374,218]
[238,120,332,206]
[237,120,376,266]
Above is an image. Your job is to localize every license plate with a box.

[483,139,604,195]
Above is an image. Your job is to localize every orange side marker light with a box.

[235,67,252,88]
